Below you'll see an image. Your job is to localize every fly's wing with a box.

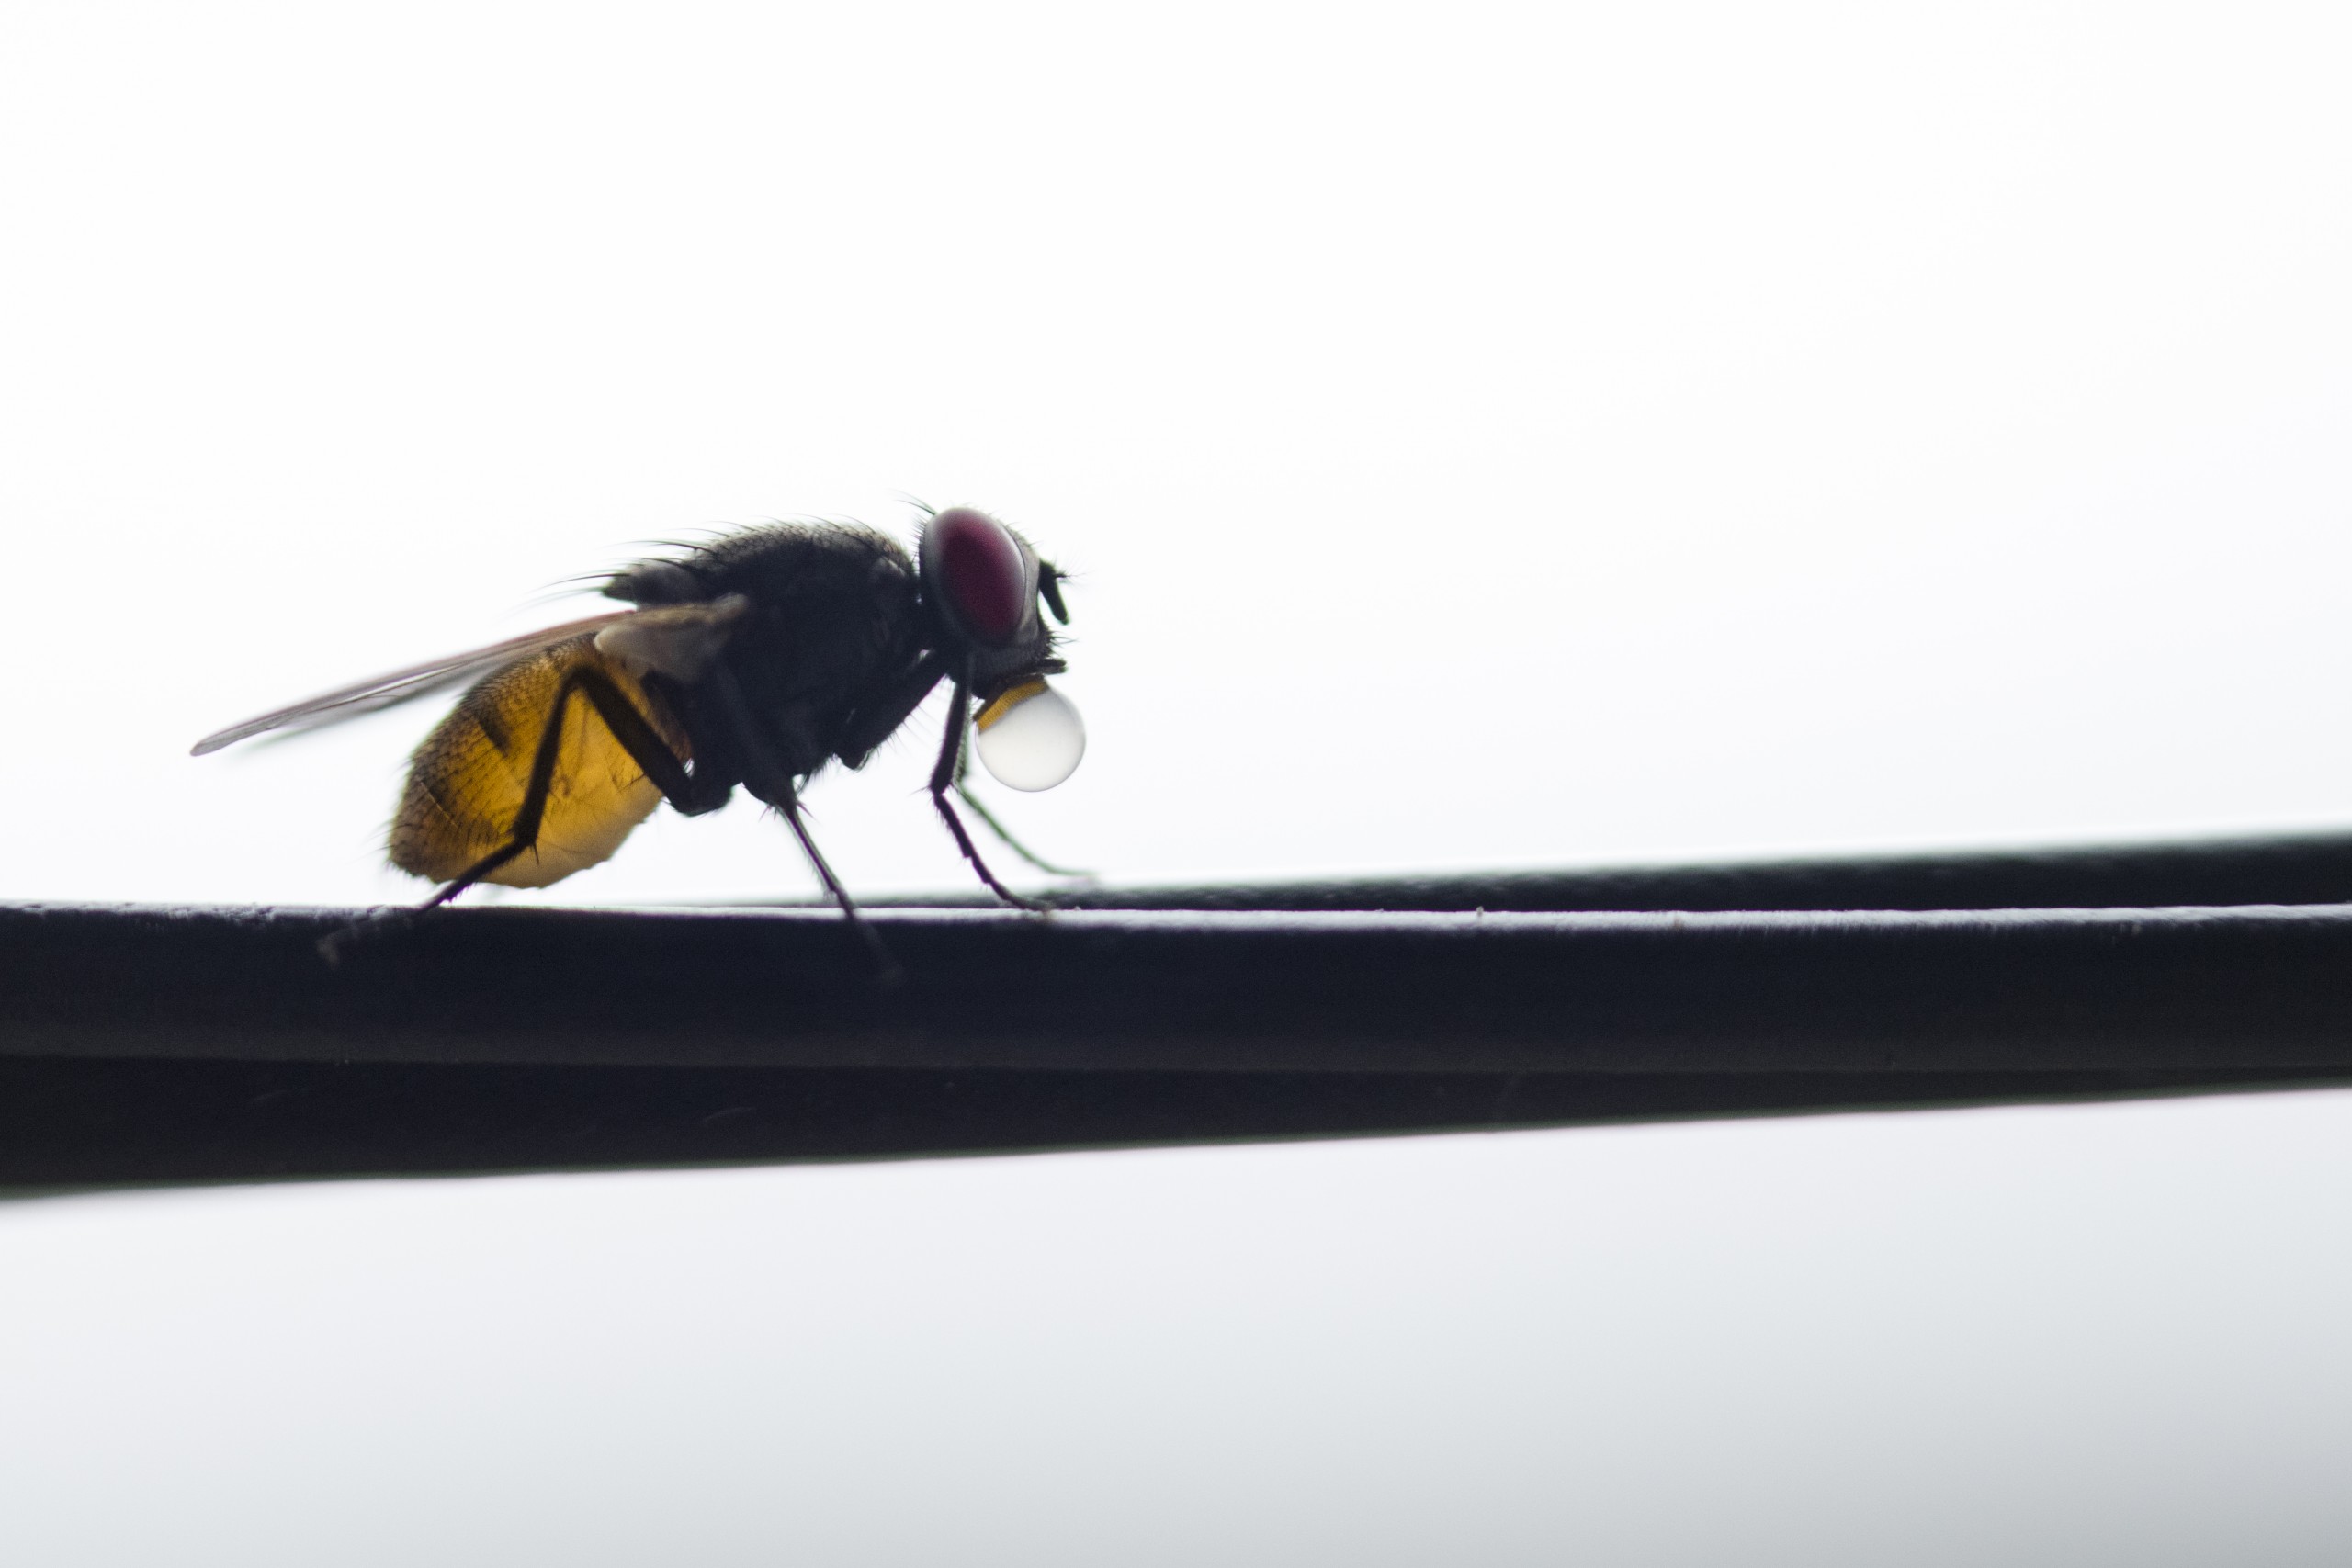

[189,610,639,756]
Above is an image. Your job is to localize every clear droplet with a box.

[975,682,1085,791]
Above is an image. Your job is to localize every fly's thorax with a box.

[656,537,925,785]
[681,522,916,603]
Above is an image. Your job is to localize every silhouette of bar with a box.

[6,829,2351,1188]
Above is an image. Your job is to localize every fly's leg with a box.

[929,670,1046,910]
[953,745,1091,879]
[774,787,902,986]
[702,662,902,983]
[321,668,716,964]
[836,649,1081,884]
[424,666,718,907]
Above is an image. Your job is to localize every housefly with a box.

[193,507,1085,948]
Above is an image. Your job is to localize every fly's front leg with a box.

[952,745,1091,880]
[841,650,1081,881]
[929,669,1046,909]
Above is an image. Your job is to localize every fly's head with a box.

[917,506,1082,792]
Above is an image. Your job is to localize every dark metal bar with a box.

[10,899,2352,1074]
[4,842,2352,1187]
[0,1056,2310,1190]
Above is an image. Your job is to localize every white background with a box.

[5,2,2352,1562]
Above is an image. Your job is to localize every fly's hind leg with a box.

[424,666,716,908]
[321,668,714,964]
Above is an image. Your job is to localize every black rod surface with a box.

[1,1058,2317,1189]
[9,901,2352,1075]
[10,830,2352,1188]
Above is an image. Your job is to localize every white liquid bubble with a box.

[974,682,1085,791]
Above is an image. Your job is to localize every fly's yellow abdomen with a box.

[389,637,689,888]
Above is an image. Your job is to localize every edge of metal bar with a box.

[873,826,2352,913]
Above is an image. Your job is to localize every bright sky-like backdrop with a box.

[5,4,2351,1562]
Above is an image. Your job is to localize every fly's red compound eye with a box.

[926,507,1032,645]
